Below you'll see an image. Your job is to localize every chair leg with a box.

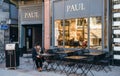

[33,61,36,69]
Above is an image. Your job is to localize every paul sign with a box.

[67,3,85,12]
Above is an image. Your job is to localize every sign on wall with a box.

[53,0,103,19]
[0,24,9,30]
[20,5,43,24]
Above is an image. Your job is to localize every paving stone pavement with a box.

[0,56,120,76]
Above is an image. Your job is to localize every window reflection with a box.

[54,17,103,49]
[54,20,63,46]
[90,17,102,49]
[54,18,88,48]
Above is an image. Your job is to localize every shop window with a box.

[54,17,106,50]
[54,18,88,48]
[90,17,102,49]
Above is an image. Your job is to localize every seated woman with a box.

[32,42,44,72]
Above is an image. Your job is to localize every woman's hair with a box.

[34,42,41,46]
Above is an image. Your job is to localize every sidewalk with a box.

[0,55,120,76]
[0,69,33,76]
[0,68,65,76]
[0,55,66,76]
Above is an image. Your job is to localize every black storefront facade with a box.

[18,2,44,54]
[52,0,113,63]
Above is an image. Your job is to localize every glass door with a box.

[25,27,32,50]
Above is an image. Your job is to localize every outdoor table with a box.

[40,53,55,57]
[56,50,78,54]
[84,52,106,56]
[83,52,106,63]
[65,56,87,60]
[39,53,55,60]
[56,50,73,54]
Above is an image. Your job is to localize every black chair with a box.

[57,48,64,52]
[53,53,68,72]
[74,41,80,47]
[47,49,57,54]
[57,53,76,74]
[73,49,84,56]
[83,49,90,53]
[97,53,112,72]
[69,39,74,47]
[45,48,64,72]
[80,56,94,76]
[32,59,37,69]
[44,49,57,71]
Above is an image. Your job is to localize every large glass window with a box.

[54,20,63,47]
[90,17,102,49]
[54,17,105,50]
[54,18,88,48]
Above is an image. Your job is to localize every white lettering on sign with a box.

[67,3,85,12]
[24,12,39,19]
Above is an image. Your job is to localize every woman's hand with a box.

[37,55,42,58]
[37,55,40,58]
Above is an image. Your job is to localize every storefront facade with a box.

[18,0,44,53]
[10,0,120,65]
[52,0,111,52]
[10,0,51,54]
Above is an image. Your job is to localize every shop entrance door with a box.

[24,25,42,50]
[25,27,33,50]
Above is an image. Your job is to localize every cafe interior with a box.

[54,17,104,50]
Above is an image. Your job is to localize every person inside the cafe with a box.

[32,42,44,72]
[82,40,87,49]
